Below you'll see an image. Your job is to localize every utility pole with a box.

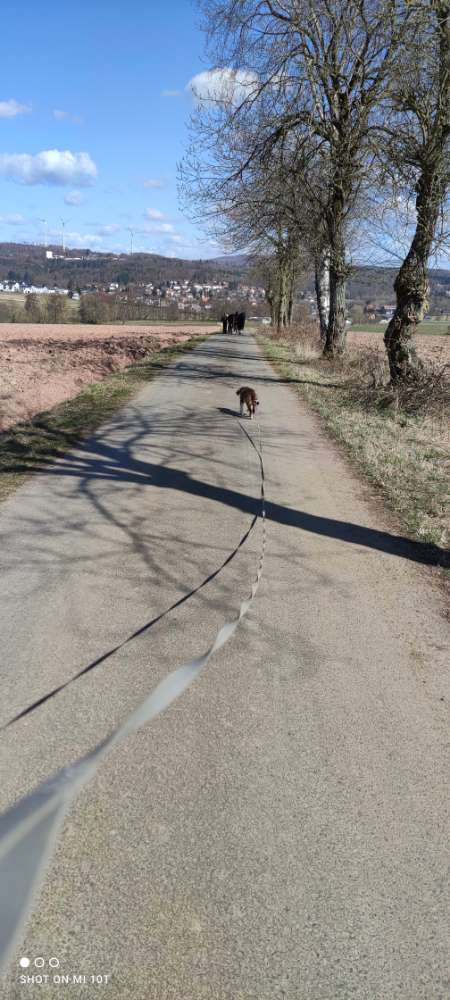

[60,217,69,254]
[127,228,134,256]
[39,218,48,247]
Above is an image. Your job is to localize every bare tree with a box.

[383,0,450,382]
[193,0,414,355]
[181,82,335,332]
[44,293,70,324]
[181,112,309,330]
[24,293,43,323]
[314,252,330,342]
[79,294,110,324]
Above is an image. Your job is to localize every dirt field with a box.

[2,323,447,433]
[0,322,217,342]
[0,323,217,430]
[349,329,450,365]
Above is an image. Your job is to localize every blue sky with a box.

[0,0,220,259]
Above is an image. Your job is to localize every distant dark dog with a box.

[236,386,259,419]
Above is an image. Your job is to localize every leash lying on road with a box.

[0,421,266,973]
[1,515,259,733]
[0,424,263,735]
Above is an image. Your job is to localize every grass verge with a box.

[258,333,449,569]
[0,334,211,503]
[351,321,450,336]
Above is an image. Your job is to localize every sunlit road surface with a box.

[1,333,449,999]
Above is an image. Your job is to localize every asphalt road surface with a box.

[0,333,449,1000]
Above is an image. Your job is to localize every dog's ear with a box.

[236,389,241,395]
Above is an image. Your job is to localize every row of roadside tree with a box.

[180,0,450,383]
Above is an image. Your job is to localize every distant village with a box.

[0,271,268,317]
[2,275,448,324]
[0,244,449,323]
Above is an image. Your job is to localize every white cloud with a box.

[143,178,164,189]
[0,99,31,119]
[64,190,84,206]
[161,89,182,98]
[95,224,122,236]
[47,228,104,249]
[0,213,28,225]
[135,222,175,234]
[145,208,165,220]
[187,68,259,105]
[167,234,205,253]
[0,149,97,186]
[53,109,83,125]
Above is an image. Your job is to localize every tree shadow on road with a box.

[148,357,342,390]
[1,409,447,569]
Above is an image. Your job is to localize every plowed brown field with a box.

[349,329,450,365]
[1,323,216,430]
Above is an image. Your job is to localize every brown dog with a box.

[236,386,259,419]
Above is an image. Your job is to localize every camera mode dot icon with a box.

[19,958,30,968]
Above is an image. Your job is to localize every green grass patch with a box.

[258,335,449,567]
[351,320,450,336]
[0,334,211,503]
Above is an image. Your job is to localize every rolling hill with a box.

[0,243,449,313]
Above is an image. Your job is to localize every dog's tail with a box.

[236,388,242,396]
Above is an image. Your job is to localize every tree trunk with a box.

[287,270,294,325]
[276,263,289,330]
[323,176,349,356]
[266,285,276,326]
[267,246,297,331]
[384,178,442,383]
[269,257,290,331]
[324,258,347,356]
[384,3,450,383]
[314,252,330,342]
[383,248,428,384]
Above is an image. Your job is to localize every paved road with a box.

[0,334,449,1000]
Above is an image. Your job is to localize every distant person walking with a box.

[221,313,228,335]
[227,314,234,334]
[237,311,246,334]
